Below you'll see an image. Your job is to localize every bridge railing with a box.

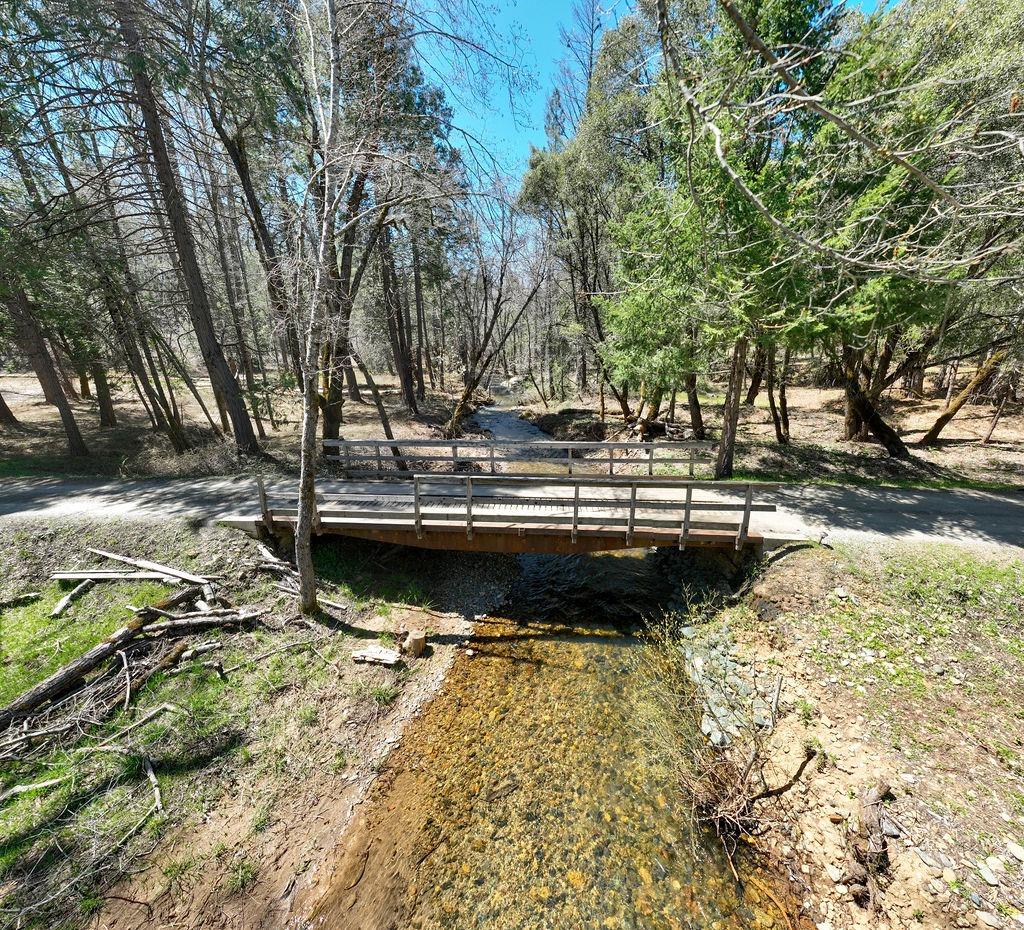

[256,474,777,550]
[322,437,716,479]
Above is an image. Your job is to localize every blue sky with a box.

[423,0,572,177]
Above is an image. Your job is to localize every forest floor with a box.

[724,541,1024,930]
[518,380,1024,490]
[3,369,1022,491]
[0,372,463,480]
[0,517,515,929]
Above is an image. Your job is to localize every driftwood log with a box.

[0,588,251,733]
[842,779,892,908]
[0,618,147,731]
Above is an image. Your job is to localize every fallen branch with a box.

[142,609,265,636]
[0,618,147,732]
[51,571,177,582]
[0,591,41,610]
[0,775,71,804]
[86,548,209,586]
[97,703,181,748]
[51,579,94,617]
[143,757,163,812]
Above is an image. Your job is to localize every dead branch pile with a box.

[0,550,266,763]
[252,542,349,612]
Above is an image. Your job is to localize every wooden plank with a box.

[86,548,209,585]
[51,571,179,581]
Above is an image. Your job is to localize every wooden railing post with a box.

[375,443,382,474]
[489,443,496,474]
[414,476,423,538]
[256,476,273,531]
[647,445,655,476]
[688,448,695,478]
[608,447,615,476]
[465,476,474,540]
[571,482,579,544]
[451,443,458,472]
[343,443,351,473]
[679,485,692,549]
[626,482,637,545]
[736,484,753,550]
[567,447,573,476]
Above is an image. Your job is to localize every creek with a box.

[309,408,785,930]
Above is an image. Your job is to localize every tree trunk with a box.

[91,364,117,428]
[380,234,418,414]
[744,343,766,405]
[210,177,266,439]
[921,351,1006,446]
[765,345,789,444]
[981,395,1007,445]
[778,347,791,439]
[151,331,223,436]
[411,237,427,399]
[848,385,910,458]
[0,389,20,428]
[115,0,257,453]
[685,372,705,440]
[715,338,747,479]
[4,283,88,456]
[48,338,79,401]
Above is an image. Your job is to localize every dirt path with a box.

[2,475,1021,550]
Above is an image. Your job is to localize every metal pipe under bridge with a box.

[223,438,781,554]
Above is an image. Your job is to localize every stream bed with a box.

[308,407,787,929]
[310,548,783,930]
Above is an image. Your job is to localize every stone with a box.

[985,855,1006,873]
[825,863,845,883]
[942,868,957,884]
[976,912,1001,928]
[977,862,999,886]
[351,645,402,666]
[403,629,426,658]
[1008,841,1024,863]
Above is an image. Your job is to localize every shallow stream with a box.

[308,408,786,929]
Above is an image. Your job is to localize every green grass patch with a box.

[313,539,435,608]
[0,580,172,706]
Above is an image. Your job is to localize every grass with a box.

[224,856,258,893]
[0,521,305,924]
[0,580,172,706]
[313,538,435,609]
[790,543,1024,770]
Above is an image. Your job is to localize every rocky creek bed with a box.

[304,548,799,930]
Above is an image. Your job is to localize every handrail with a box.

[401,474,781,491]
[256,473,772,552]
[324,437,714,450]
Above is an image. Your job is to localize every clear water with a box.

[313,549,780,929]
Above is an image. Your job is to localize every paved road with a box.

[1,474,1021,550]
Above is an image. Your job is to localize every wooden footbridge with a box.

[226,438,780,554]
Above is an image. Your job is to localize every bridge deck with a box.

[224,474,780,554]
